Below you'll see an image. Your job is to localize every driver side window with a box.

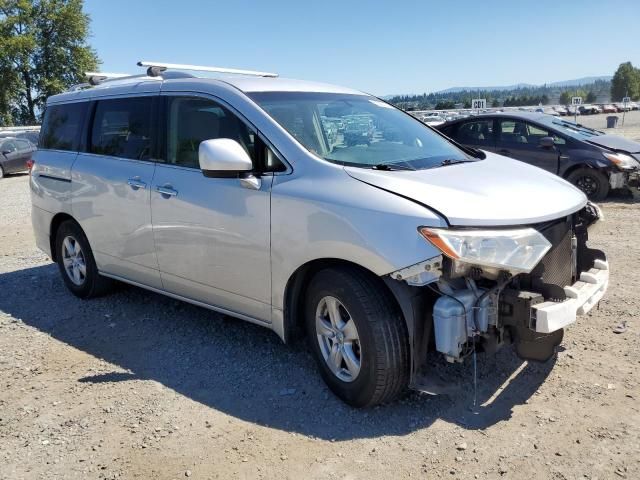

[165,97,256,169]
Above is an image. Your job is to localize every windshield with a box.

[249,92,473,169]
[541,117,604,139]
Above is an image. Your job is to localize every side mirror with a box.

[539,137,555,149]
[198,138,253,178]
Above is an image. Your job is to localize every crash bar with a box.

[137,61,279,78]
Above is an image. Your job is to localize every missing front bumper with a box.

[531,258,609,333]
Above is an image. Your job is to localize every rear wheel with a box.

[55,220,113,298]
[566,168,609,201]
[305,267,409,407]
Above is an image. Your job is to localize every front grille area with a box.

[516,218,573,300]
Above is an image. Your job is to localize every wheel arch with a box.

[561,162,603,180]
[281,257,433,384]
[281,258,400,343]
[49,212,78,262]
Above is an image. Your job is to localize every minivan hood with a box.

[345,153,587,226]
[587,134,640,153]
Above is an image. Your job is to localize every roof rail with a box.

[85,72,131,86]
[137,61,279,78]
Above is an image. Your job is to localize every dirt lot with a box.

[566,110,640,142]
[1,136,639,478]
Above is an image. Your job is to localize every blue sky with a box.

[84,0,640,96]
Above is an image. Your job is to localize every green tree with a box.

[0,0,98,125]
[585,91,597,103]
[610,61,640,101]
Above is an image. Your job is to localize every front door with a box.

[151,95,272,322]
[72,95,161,289]
[496,119,562,173]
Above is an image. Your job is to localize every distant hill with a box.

[435,76,612,94]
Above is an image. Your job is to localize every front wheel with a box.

[566,168,610,201]
[305,267,410,407]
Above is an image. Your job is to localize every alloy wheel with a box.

[62,236,87,286]
[576,175,598,197]
[315,296,361,382]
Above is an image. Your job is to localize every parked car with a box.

[554,106,569,116]
[578,105,601,115]
[17,130,40,145]
[438,112,640,200]
[615,102,632,112]
[31,64,608,407]
[0,137,36,178]
[601,104,618,114]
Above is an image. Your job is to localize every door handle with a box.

[127,177,147,190]
[156,185,178,197]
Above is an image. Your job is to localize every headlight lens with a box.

[603,152,639,170]
[419,227,552,273]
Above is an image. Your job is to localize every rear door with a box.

[495,119,561,173]
[15,139,34,172]
[71,94,162,289]
[1,140,20,173]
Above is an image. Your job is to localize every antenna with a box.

[137,61,279,78]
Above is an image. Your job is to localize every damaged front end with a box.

[388,202,608,393]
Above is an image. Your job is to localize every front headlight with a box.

[419,227,551,274]
[603,152,640,170]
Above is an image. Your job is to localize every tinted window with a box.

[498,120,565,146]
[40,103,87,151]
[455,120,494,146]
[15,139,32,150]
[165,97,256,169]
[91,97,153,160]
[1,140,17,153]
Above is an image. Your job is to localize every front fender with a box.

[270,169,445,310]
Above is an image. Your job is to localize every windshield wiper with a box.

[371,161,416,171]
[437,159,474,167]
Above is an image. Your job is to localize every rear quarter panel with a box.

[30,150,77,257]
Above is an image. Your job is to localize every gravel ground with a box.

[1,148,639,478]
[566,110,640,142]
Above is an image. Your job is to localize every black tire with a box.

[566,168,610,201]
[305,267,410,407]
[54,220,113,298]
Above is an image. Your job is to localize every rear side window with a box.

[40,103,87,151]
[90,97,153,160]
[15,139,32,150]
[456,120,495,146]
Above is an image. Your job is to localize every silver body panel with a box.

[345,153,588,226]
[31,75,589,341]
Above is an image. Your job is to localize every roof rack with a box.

[63,61,278,93]
[85,72,133,86]
[137,61,279,78]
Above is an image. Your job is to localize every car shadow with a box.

[0,263,555,440]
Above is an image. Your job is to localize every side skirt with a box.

[99,271,273,331]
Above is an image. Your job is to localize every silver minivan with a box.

[31,63,609,407]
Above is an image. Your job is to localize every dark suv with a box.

[438,112,640,200]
